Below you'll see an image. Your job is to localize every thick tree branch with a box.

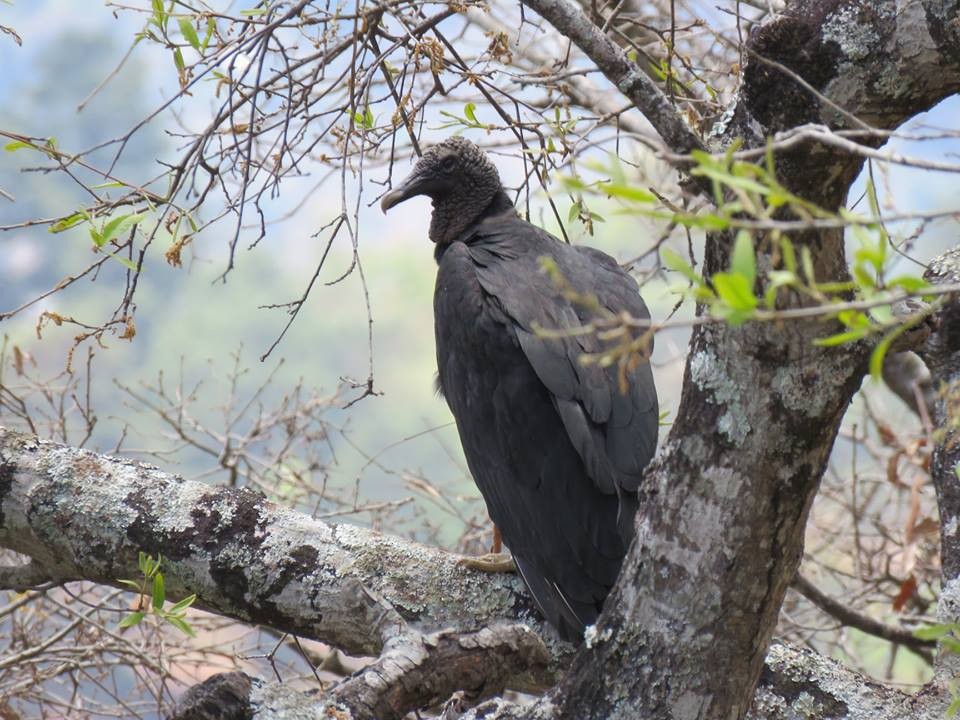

[5,428,951,720]
[329,625,550,719]
[0,427,568,696]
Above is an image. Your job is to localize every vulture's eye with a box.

[440,156,457,173]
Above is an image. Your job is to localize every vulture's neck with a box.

[430,189,513,247]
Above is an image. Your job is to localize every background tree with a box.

[1,0,959,718]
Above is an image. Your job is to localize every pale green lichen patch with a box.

[770,349,853,419]
[688,349,751,444]
[821,4,888,62]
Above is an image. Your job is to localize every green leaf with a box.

[913,623,958,641]
[886,274,930,293]
[118,611,145,629]
[49,212,86,233]
[763,270,798,308]
[104,252,138,271]
[852,265,876,290]
[813,329,869,347]
[712,272,758,312]
[117,579,142,590]
[673,212,730,230]
[3,140,33,152]
[201,17,216,52]
[779,237,797,273]
[869,327,903,380]
[90,180,126,189]
[730,230,755,286]
[869,304,894,325]
[168,594,197,614]
[568,200,581,223]
[179,18,201,51]
[463,102,477,124]
[173,47,185,72]
[711,303,752,327]
[101,212,149,245]
[141,552,161,577]
[837,309,871,329]
[865,178,883,222]
[692,165,771,195]
[352,107,374,129]
[164,615,197,637]
[947,696,960,718]
[768,270,796,287]
[152,572,166,610]
[599,182,656,204]
[943,636,960,656]
[854,243,886,276]
[661,247,701,285]
[801,246,816,287]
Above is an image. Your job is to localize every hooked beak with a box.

[380,168,432,213]
[379,185,412,213]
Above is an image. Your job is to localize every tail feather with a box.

[514,554,595,642]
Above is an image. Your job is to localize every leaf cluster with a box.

[118,552,197,637]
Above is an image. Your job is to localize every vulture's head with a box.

[380,137,506,245]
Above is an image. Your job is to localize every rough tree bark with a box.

[2,1,960,719]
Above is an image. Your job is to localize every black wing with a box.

[470,216,658,496]
[435,214,658,639]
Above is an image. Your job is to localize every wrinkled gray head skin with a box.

[380,137,504,245]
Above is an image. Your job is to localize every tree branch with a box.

[2,426,954,719]
[0,426,569,695]
[791,573,934,659]
[517,0,706,157]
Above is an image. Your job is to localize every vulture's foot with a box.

[458,553,516,573]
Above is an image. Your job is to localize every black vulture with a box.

[381,137,659,641]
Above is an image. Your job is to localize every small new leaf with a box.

[730,230,756,286]
[164,615,197,637]
[118,611,145,630]
[152,572,166,610]
[179,18,201,51]
[4,140,33,152]
[49,212,86,233]
[712,272,758,313]
[168,594,197,614]
[661,247,702,285]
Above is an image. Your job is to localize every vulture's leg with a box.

[491,524,502,554]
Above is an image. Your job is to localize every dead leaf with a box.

[893,575,918,612]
